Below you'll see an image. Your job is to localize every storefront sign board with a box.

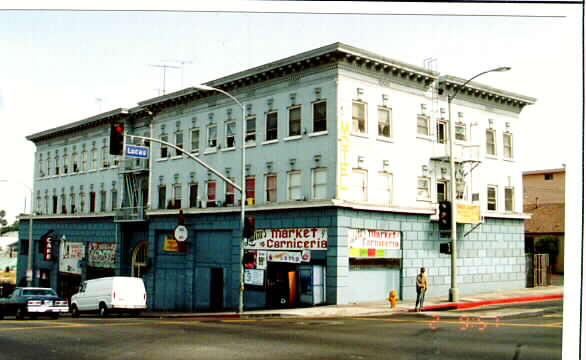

[267,251,303,263]
[88,243,117,268]
[244,228,328,250]
[348,229,401,258]
[456,203,481,224]
[244,269,264,286]
[59,242,85,275]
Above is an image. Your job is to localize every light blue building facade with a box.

[18,43,535,310]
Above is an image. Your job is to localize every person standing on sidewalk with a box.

[415,267,428,312]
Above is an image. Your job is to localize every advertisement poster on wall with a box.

[244,268,264,286]
[59,242,85,275]
[87,242,117,268]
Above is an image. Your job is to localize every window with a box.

[378,108,391,138]
[455,122,467,141]
[38,155,44,177]
[246,116,256,143]
[505,187,514,212]
[312,168,327,200]
[436,120,447,144]
[63,154,68,174]
[544,173,554,181]
[90,150,97,170]
[52,195,58,214]
[68,193,75,213]
[47,156,52,176]
[111,189,118,210]
[266,174,277,202]
[436,181,448,202]
[313,101,327,133]
[160,134,169,158]
[72,152,79,173]
[288,106,301,137]
[288,171,302,201]
[173,184,182,209]
[206,181,217,207]
[175,131,184,156]
[503,132,513,159]
[79,192,85,213]
[487,185,497,211]
[417,115,430,136]
[266,112,278,141]
[225,121,236,149]
[44,195,49,214]
[81,151,88,171]
[207,125,217,148]
[60,194,67,214]
[352,102,366,134]
[377,172,393,204]
[189,183,198,208]
[486,129,496,156]
[100,191,107,212]
[191,128,200,153]
[102,146,110,168]
[351,169,368,201]
[158,185,166,210]
[225,178,236,206]
[89,192,96,212]
[417,177,431,200]
[246,177,256,205]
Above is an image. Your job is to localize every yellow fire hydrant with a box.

[387,290,398,308]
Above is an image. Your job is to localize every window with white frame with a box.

[288,106,302,137]
[191,128,200,153]
[89,191,96,213]
[351,169,368,201]
[312,168,327,200]
[487,185,497,211]
[52,195,58,214]
[100,190,107,212]
[47,154,52,176]
[352,101,367,134]
[44,195,49,215]
[81,151,87,171]
[79,192,85,213]
[246,177,256,205]
[436,181,448,202]
[102,146,110,168]
[175,130,184,156]
[225,178,236,206]
[173,184,182,209]
[266,174,277,202]
[312,101,327,133]
[437,120,447,144]
[417,104,430,136]
[158,185,166,209]
[90,149,97,170]
[417,176,431,200]
[288,171,302,201]
[455,122,467,141]
[225,121,236,149]
[63,154,68,174]
[72,152,79,172]
[503,132,513,159]
[111,188,118,210]
[206,181,217,207]
[486,129,497,156]
[189,183,198,208]
[36,192,41,214]
[38,155,44,177]
[505,187,514,212]
[207,124,217,148]
[266,112,278,141]
[160,134,169,158]
[376,172,393,204]
[70,193,76,214]
[246,116,256,143]
[378,107,391,138]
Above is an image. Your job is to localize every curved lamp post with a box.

[0,180,34,286]
[193,84,246,314]
[442,66,510,302]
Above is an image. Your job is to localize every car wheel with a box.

[71,305,80,318]
[50,313,59,320]
[15,307,25,320]
[98,303,108,318]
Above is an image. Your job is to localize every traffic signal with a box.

[109,123,125,155]
[438,200,452,231]
[243,216,256,239]
[440,242,452,255]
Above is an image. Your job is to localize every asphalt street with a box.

[0,300,562,360]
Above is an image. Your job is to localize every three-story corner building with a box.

[18,43,536,311]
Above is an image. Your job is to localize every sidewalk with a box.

[142,284,563,320]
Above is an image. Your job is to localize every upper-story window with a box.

[207,124,217,149]
[266,174,277,202]
[175,130,184,156]
[206,181,217,207]
[102,145,110,168]
[486,129,497,156]
[72,152,79,173]
[89,191,96,213]
[38,154,44,177]
[160,134,169,158]
[455,122,467,141]
[62,154,68,174]
[90,149,97,170]
[436,181,448,202]
[544,173,554,180]
[81,150,88,172]
[503,132,513,159]
[47,154,52,176]
[352,101,367,134]
[189,182,199,208]
[100,190,107,212]
[312,101,327,133]
[351,169,368,201]
[225,178,236,206]
[266,112,278,141]
[505,186,514,212]
[158,185,166,209]
[417,104,430,137]
[378,107,391,138]
[312,168,327,200]
[246,116,256,143]
[246,176,256,205]
[487,185,497,211]
[437,120,447,144]
[225,121,236,149]
[288,106,302,137]
[417,176,431,200]
[287,171,302,201]
[173,184,182,209]
[376,172,393,204]
[191,128,200,153]
[111,188,118,211]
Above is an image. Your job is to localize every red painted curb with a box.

[419,294,563,312]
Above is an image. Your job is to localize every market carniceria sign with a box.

[348,229,401,258]
[244,228,328,250]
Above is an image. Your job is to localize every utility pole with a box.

[150,64,180,95]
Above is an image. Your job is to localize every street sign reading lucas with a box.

[174,225,188,242]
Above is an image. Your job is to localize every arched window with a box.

[131,241,148,278]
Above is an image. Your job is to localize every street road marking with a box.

[544,314,563,318]
[351,317,562,329]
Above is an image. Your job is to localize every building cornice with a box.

[523,168,566,176]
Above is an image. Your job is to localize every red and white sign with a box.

[59,242,85,275]
[348,229,401,250]
[244,228,328,250]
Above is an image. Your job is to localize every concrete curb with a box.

[416,294,563,312]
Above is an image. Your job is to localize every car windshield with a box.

[22,289,58,296]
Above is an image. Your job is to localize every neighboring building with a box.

[523,168,565,274]
[18,43,535,311]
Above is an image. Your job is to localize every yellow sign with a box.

[456,203,481,224]
[164,236,185,252]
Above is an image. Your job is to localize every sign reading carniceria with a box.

[244,228,328,250]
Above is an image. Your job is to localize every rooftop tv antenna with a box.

[150,64,180,95]
[96,97,103,112]
[162,59,193,88]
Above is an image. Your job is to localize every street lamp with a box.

[0,180,34,286]
[442,66,510,302]
[193,84,246,314]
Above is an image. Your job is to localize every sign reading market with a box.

[244,228,328,250]
[348,229,401,258]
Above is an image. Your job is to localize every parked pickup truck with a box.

[0,287,69,320]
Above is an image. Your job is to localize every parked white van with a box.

[70,277,147,317]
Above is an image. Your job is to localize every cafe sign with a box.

[244,228,328,250]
